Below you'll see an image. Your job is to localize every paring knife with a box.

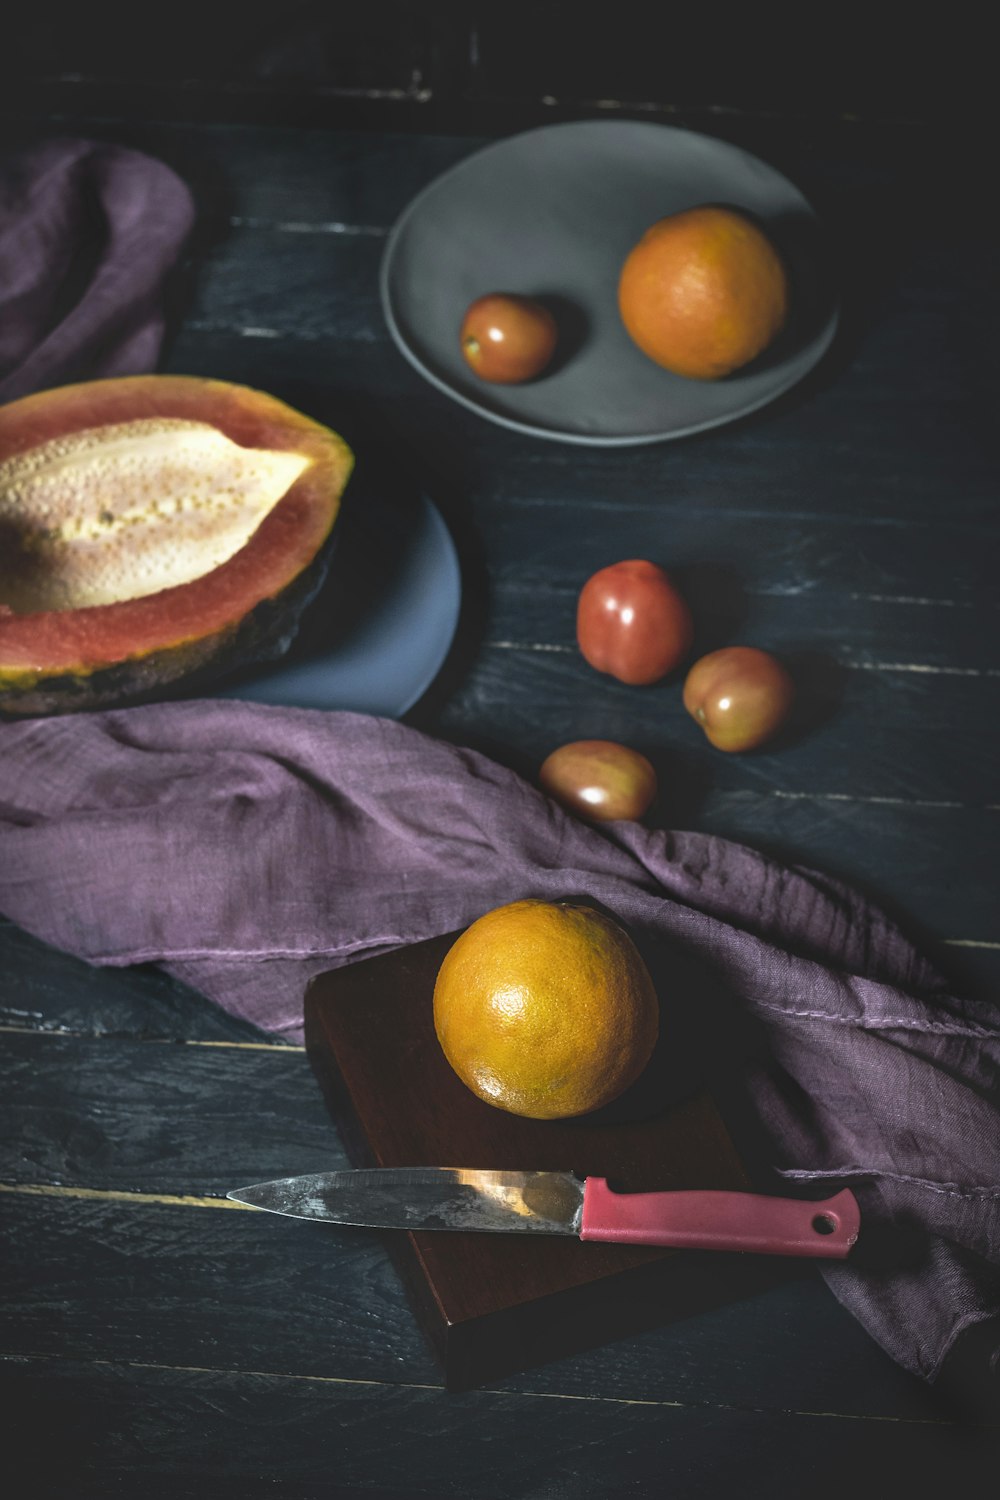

[227,1168,860,1259]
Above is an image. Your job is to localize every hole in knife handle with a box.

[811,1213,837,1235]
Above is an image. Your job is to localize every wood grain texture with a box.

[2,1354,993,1500]
[0,1030,334,1192]
[0,1190,949,1419]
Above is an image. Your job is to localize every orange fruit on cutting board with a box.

[617,205,790,379]
[432,899,659,1120]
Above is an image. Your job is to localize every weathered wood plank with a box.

[0,1027,992,1420]
[0,1192,960,1421]
[482,508,992,616]
[0,1031,335,1192]
[468,661,992,816]
[160,316,996,530]
[0,920,275,1044]
[434,644,998,803]
[187,230,388,343]
[1,1349,992,1500]
[487,587,994,679]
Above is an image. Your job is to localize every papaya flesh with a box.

[0,375,353,715]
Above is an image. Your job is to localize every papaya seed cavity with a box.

[0,418,311,613]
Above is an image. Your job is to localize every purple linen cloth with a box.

[0,136,194,401]
[0,700,997,1397]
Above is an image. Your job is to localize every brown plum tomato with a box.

[539,740,658,823]
[683,646,794,752]
[459,294,558,384]
[576,560,694,686]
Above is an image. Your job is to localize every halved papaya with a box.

[0,375,353,715]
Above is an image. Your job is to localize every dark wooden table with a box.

[2,103,997,1497]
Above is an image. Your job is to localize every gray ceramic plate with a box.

[380,120,838,446]
[217,490,460,716]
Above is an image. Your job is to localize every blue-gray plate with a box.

[380,120,839,446]
[217,489,460,717]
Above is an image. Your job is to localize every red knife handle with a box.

[580,1179,860,1258]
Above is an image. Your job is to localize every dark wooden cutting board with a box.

[304,929,779,1389]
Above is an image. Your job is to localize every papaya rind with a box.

[0,532,337,717]
[0,375,354,715]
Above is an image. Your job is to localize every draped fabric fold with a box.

[0,136,194,401]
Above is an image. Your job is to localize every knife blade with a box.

[227,1168,860,1259]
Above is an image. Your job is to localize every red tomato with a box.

[683,646,794,752]
[539,740,657,823]
[576,560,694,686]
[459,294,558,384]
